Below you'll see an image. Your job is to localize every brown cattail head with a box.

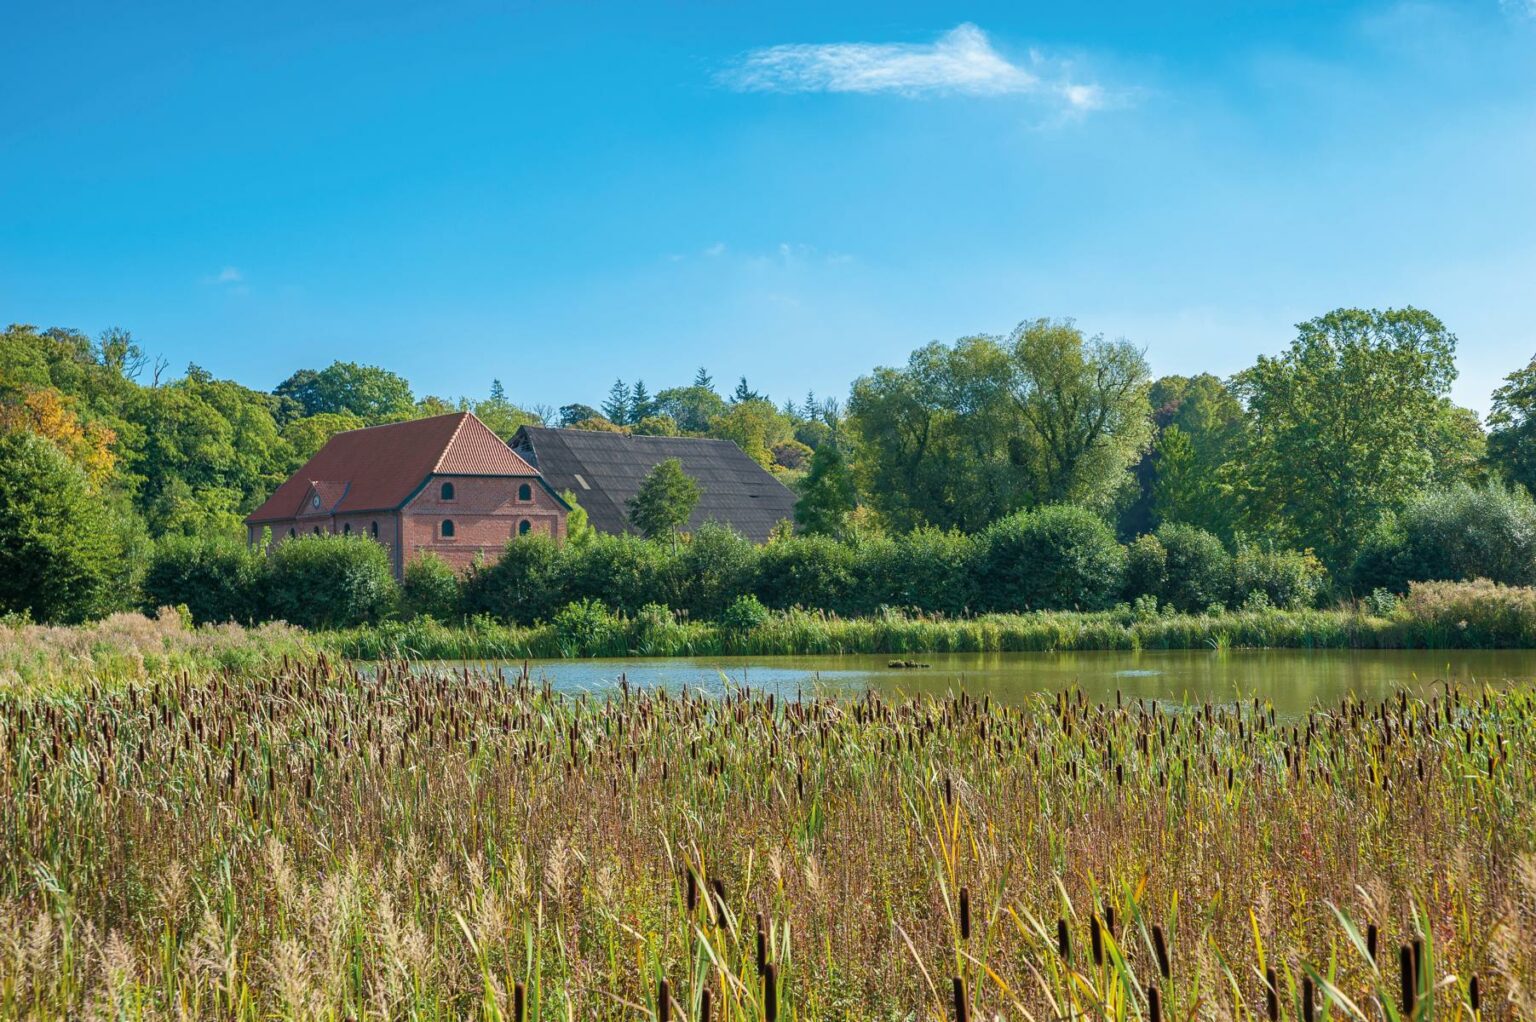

[1266,967,1279,1022]
[952,977,969,1022]
[1147,984,1162,1022]
[711,877,726,924]
[1152,924,1171,980]
[757,925,768,973]
[1302,976,1315,1022]
[699,987,711,1022]
[1367,922,1378,962]
[659,978,671,1022]
[764,962,779,1022]
[686,869,698,914]
[1057,918,1070,960]
[1400,945,1416,1016]
[514,982,526,1022]
[1469,974,1481,1013]
[959,887,971,941]
[1090,915,1104,966]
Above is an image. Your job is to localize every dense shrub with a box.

[856,528,979,616]
[1155,523,1231,612]
[266,535,397,629]
[143,534,268,624]
[672,523,759,619]
[1123,534,1168,605]
[1399,483,1536,587]
[1349,524,1411,595]
[460,534,567,624]
[719,593,769,631]
[401,554,461,621]
[1230,544,1327,610]
[563,533,670,615]
[550,598,625,656]
[754,535,857,612]
[977,506,1125,612]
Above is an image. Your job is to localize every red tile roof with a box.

[247,412,537,524]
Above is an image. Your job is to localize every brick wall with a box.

[250,474,566,578]
[402,474,566,573]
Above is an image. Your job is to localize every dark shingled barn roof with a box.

[247,413,540,524]
[510,426,796,542]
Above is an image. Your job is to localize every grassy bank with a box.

[324,579,1536,660]
[0,656,1528,1018]
[7,581,1536,692]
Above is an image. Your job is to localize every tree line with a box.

[6,306,1536,624]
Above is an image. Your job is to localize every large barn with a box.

[510,426,797,543]
[245,412,568,577]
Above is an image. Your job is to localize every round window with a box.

[312,495,321,508]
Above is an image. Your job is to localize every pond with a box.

[482,647,1536,714]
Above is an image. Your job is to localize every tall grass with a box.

[1,657,1531,1018]
[0,608,313,692]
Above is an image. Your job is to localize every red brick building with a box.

[246,412,568,577]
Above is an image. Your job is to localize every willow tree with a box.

[847,319,1151,531]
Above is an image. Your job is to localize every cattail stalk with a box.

[764,962,778,1022]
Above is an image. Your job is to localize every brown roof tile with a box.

[247,412,537,524]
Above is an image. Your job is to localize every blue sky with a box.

[3,1,1533,414]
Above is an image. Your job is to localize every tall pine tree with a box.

[601,379,632,425]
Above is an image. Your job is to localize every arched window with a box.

[343,523,351,535]
[441,519,456,538]
[312,526,321,535]
[518,519,532,536]
[440,481,455,501]
[518,482,532,501]
[370,521,379,538]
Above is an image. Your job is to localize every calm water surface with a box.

[479,648,1536,714]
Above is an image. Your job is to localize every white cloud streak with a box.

[720,23,1108,111]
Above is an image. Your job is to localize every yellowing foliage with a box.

[0,388,117,483]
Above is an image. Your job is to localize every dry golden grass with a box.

[0,609,310,692]
[0,657,1531,1020]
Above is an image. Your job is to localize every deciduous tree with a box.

[626,458,701,548]
[1230,307,1459,568]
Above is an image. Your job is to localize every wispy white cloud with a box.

[719,23,1111,112]
[200,266,248,294]
[205,264,247,284]
[1500,0,1536,18]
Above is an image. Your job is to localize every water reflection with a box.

[461,648,1536,715]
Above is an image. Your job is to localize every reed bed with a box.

[327,606,1400,661]
[1,658,1532,1020]
[325,597,1535,662]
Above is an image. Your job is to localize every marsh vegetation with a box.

[1,656,1530,1019]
